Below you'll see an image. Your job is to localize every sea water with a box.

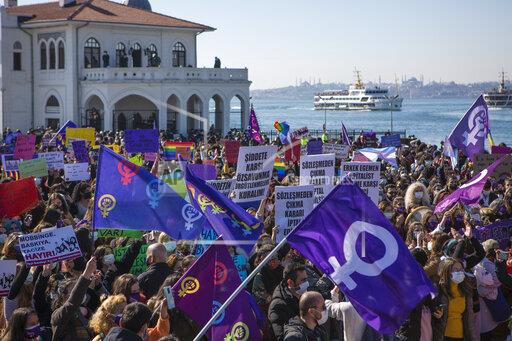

[232,98,512,146]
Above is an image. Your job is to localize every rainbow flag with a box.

[2,171,19,180]
[163,142,195,160]
[274,159,286,180]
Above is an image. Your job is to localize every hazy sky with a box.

[16,0,512,89]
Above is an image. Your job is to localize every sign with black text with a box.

[299,154,335,205]
[340,162,381,204]
[275,185,314,242]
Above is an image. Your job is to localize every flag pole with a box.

[193,236,290,341]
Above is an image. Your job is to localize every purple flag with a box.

[172,237,261,340]
[248,107,264,145]
[434,156,505,214]
[448,95,490,159]
[341,122,350,145]
[287,183,436,333]
[72,140,89,163]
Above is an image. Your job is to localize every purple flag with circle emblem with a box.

[93,146,204,239]
[287,183,436,333]
[448,95,490,159]
[172,237,261,340]
[434,156,505,214]
[248,107,264,145]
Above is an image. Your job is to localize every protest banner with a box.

[491,145,512,155]
[291,127,309,140]
[19,226,82,266]
[381,134,402,147]
[13,134,36,160]
[66,128,95,146]
[144,152,157,161]
[299,154,335,205]
[222,140,241,164]
[0,260,16,297]
[64,163,90,182]
[322,143,349,159]
[18,158,48,178]
[284,140,301,162]
[96,229,144,238]
[38,152,64,170]
[163,141,194,160]
[206,179,235,196]
[129,154,144,166]
[0,178,39,218]
[340,161,381,204]
[124,129,159,153]
[194,228,218,256]
[114,244,149,276]
[474,219,512,249]
[307,140,323,155]
[274,185,314,242]
[72,140,89,163]
[233,145,278,203]
[3,154,22,171]
[474,154,512,180]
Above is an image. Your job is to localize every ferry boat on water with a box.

[483,71,512,109]
[314,71,403,111]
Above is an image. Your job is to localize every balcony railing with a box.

[81,66,248,82]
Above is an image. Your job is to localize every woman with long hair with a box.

[1,308,41,341]
[89,294,127,341]
[112,274,142,303]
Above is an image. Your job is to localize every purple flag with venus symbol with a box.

[287,183,436,333]
[93,146,204,240]
[172,237,261,340]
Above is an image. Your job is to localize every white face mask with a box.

[383,212,393,219]
[425,161,433,166]
[296,281,309,295]
[317,309,328,325]
[103,254,115,266]
[451,271,465,284]
[427,241,433,251]
[414,192,424,199]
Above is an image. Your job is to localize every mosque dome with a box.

[123,0,152,11]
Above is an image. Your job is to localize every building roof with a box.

[6,0,215,31]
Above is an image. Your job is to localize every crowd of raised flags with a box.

[0,94,510,341]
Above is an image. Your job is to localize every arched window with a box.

[40,41,47,70]
[13,41,22,71]
[49,41,56,69]
[45,95,60,115]
[149,44,157,54]
[172,42,186,67]
[58,41,65,69]
[116,42,126,67]
[131,43,142,67]
[84,37,100,68]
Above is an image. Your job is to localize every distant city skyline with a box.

[16,0,512,89]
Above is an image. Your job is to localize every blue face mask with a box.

[25,324,41,339]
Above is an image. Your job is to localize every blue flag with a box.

[93,146,204,239]
[184,165,263,255]
[341,122,350,145]
[50,120,77,146]
[287,183,436,333]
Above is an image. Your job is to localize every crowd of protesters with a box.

[0,123,511,341]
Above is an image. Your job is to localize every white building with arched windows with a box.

[0,0,251,134]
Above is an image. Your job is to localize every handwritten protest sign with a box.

[72,140,89,163]
[114,244,148,276]
[381,134,401,147]
[206,179,236,197]
[19,226,82,266]
[96,229,144,238]
[291,127,309,140]
[222,140,241,164]
[299,154,335,205]
[275,185,315,242]
[13,134,36,160]
[66,128,95,146]
[340,162,381,204]
[322,143,349,159]
[0,260,16,297]
[38,152,64,170]
[475,219,512,249]
[18,158,48,178]
[64,163,90,182]
[474,154,512,180]
[307,140,323,155]
[124,129,159,153]
[0,178,39,218]
[234,145,278,203]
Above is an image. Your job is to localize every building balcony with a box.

[80,66,249,83]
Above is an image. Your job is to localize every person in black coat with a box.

[137,243,171,299]
[283,291,328,341]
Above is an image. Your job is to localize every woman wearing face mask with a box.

[89,294,127,341]
[112,274,143,304]
[405,182,431,213]
[432,258,477,341]
[1,307,41,341]
[71,182,93,220]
